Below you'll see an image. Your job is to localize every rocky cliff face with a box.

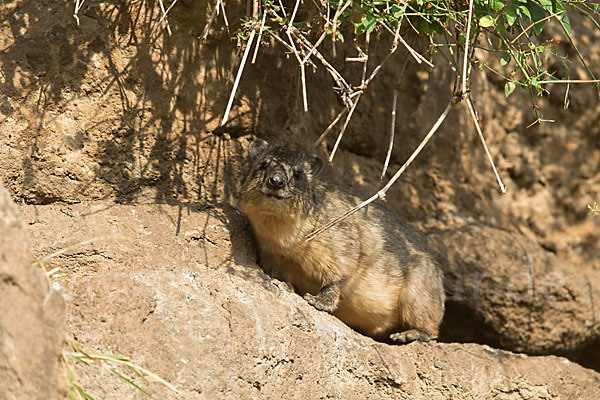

[18,201,600,399]
[1,0,599,398]
[0,184,64,400]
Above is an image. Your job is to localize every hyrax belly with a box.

[240,139,445,343]
[334,270,403,339]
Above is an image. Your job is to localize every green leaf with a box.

[361,14,377,34]
[595,4,600,14]
[529,2,547,35]
[538,0,553,12]
[479,15,496,28]
[554,0,565,12]
[353,21,365,35]
[559,11,572,37]
[391,4,406,18]
[491,0,503,11]
[500,52,511,66]
[506,3,518,26]
[532,22,545,36]
[531,77,542,94]
[497,14,507,31]
[430,22,444,35]
[505,82,516,97]
[417,19,431,35]
[518,4,531,20]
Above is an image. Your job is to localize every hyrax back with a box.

[240,139,444,343]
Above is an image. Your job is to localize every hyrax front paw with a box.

[390,329,434,344]
[274,280,295,293]
[303,293,336,313]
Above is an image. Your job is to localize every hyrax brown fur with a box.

[240,139,445,343]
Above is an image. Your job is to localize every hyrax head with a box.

[241,139,323,216]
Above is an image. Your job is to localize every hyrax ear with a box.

[308,155,323,176]
[248,139,270,161]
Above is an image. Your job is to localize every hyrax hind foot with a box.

[304,293,336,312]
[303,281,343,313]
[390,329,434,344]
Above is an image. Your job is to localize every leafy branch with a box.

[223,0,599,123]
[195,0,599,237]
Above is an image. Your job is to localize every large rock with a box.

[0,184,64,400]
[431,223,600,362]
[20,202,600,399]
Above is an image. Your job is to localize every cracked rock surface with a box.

[20,202,600,399]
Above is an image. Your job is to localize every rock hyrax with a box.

[240,139,445,343]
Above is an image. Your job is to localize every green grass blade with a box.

[125,363,150,385]
[110,368,152,398]
[74,384,96,400]
[67,387,78,400]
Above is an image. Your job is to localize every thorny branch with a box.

[306,100,454,242]
[306,0,509,241]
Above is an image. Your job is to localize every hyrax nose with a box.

[267,173,285,190]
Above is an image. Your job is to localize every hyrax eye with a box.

[259,160,268,169]
[293,170,304,180]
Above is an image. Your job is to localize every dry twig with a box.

[377,19,433,68]
[285,29,309,112]
[221,30,256,125]
[323,29,409,159]
[199,0,220,42]
[271,32,317,69]
[465,96,506,193]
[328,35,371,162]
[382,51,411,180]
[306,100,454,242]
[158,0,173,36]
[538,79,600,84]
[331,0,352,58]
[458,0,506,193]
[287,0,302,35]
[73,0,86,26]
[510,11,565,44]
[220,0,229,28]
[328,95,362,162]
[251,12,267,64]
[461,0,474,94]
[150,0,179,37]
[315,107,348,145]
[291,28,353,108]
